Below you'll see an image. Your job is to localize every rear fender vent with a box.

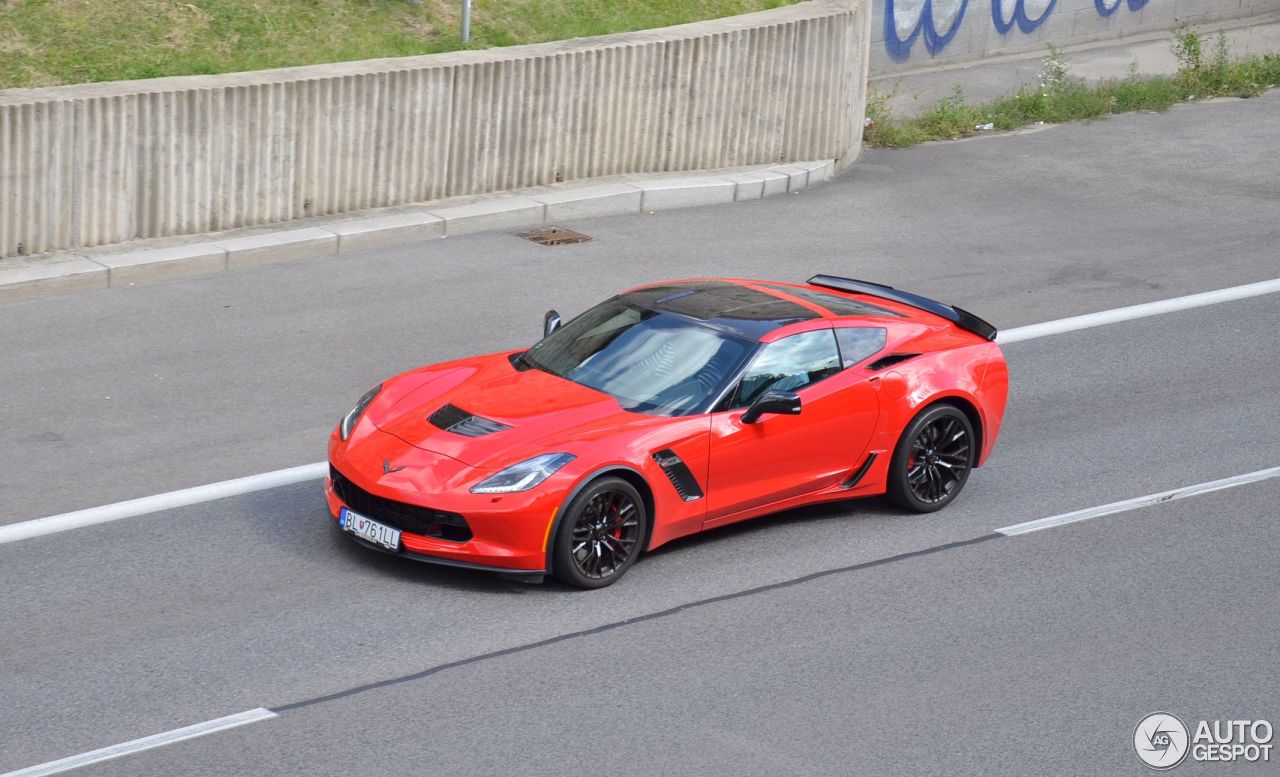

[652,449,704,502]
[867,353,919,371]
[428,404,511,437]
[840,452,878,489]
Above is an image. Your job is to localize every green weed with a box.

[865,29,1280,149]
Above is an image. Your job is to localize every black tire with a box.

[552,477,648,589]
[887,404,976,513]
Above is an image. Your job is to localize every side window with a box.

[731,330,840,408]
[835,327,887,368]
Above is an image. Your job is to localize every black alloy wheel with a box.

[887,404,976,513]
[552,477,647,589]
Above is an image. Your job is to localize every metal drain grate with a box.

[520,226,592,246]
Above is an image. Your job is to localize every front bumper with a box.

[327,430,567,572]
[325,472,556,573]
[333,521,546,582]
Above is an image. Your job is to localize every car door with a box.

[704,328,880,525]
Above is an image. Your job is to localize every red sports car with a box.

[326,275,1008,588]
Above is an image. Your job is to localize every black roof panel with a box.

[622,281,817,340]
[758,283,904,319]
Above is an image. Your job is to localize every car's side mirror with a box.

[740,389,801,424]
[543,309,562,338]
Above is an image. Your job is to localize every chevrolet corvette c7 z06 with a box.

[326,275,1008,588]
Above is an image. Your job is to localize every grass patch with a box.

[0,0,799,89]
[866,31,1280,149]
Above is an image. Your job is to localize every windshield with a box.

[522,298,756,416]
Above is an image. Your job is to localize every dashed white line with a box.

[996,465,1280,536]
[11,467,1279,775]
[1,277,1278,546]
[0,708,277,777]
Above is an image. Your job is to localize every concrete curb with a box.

[0,160,835,304]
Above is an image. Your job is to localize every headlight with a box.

[470,453,575,494]
[339,384,382,441]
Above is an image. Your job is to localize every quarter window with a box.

[731,329,841,408]
[835,327,887,367]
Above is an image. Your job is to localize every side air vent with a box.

[867,353,919,371]
[652,449,704,502]
[428,404,511,437]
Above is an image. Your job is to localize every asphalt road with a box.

[1,93,1278,775]
[2,92,1278,524]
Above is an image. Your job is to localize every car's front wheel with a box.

[887,404,976,513]
[552,476,647,589]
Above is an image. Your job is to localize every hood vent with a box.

[428,404,511,437]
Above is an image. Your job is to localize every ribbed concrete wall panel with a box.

[0,0,869,258]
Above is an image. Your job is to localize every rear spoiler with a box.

[807,274,998,341]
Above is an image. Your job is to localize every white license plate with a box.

[340,507,401,551]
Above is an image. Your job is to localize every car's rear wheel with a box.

[887,404,975,513]
[552,477,647,589]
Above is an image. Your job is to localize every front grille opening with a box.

[520,226,592,246]
[331,466,472,543]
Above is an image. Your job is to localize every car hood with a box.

[366,353,647,468]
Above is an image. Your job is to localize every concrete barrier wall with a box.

[871,0,1280,74]
[0,0,870,259]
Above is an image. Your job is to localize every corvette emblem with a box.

[383,460,406,474]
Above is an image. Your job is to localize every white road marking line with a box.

[996,466,1280,536]
[3,277,1279,546]
[0,708,277,777]
[997,277,1280,344]
[0,463,326,545]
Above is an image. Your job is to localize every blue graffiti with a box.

[884,0,970,62]
[885,0,1147,61]
[1094,0,1148,16]
[991,0,1058,35]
